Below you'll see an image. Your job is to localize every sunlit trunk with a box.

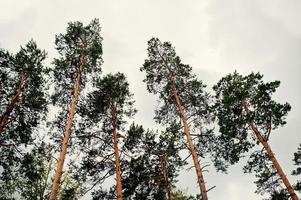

[167,67,208,200]
[50,55,85,200]
[242,100,299,200]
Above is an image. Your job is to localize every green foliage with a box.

[213,71,291,194]
[243,151,283,195]
[50,18,103,144]
[74,73,136,198]
[79,72,136,127]
[173,189,201,200]
[51,18,103,105]
[122,124,186,200]
[58,172,81,200]
[264,189,290,200]
[292,144,301,192]
[292,144,301,176]
[0,142,52,200]
[0,40,48,144]
[140,38,222,174]
[140,38,212,129]
[0,41,48,199]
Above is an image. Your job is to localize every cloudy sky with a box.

[1,0,301,199]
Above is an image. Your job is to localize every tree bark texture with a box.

[50,55,85,200]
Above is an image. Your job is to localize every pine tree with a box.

[213,71,298,200]
[0,41,47,134]
[50,19,103,200]
[122,125,166,200]
[0,41,48,198]
[140,38,214,200]
[0,41,47,139]
[122,124,186,200]
[76,72,136,200]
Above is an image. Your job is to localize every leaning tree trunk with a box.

[50,55,85,200]
[242,100,299,200]
[167,67,208,200]
[159,155,173,200]
[111,102,123,200]
[0,72,27,133]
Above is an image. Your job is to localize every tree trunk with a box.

[167,67,208,200]
[242,100,299,200]
[50,55,85,200]
[111,102,123,200]
[0,72,27,133]
[159,155,173,200]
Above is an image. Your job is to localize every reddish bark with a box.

[0,72,27,133]
[111,101,123,200]
[50,55,85,200]
[166,66,208,200]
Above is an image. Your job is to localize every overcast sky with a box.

[1,1,301,199]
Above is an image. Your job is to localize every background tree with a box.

[0,141,83,200]
[172,189,201,200]
[0,41,48,198]
[50,19,103,200]
[0,41,47,134]
[292,144,301,191]
[141,38,216,200]
[122,124,186,200]
[213,71,298,200]
[75,72,136,200]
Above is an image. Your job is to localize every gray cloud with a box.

[1,1,300,199]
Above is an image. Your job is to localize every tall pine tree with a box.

[76,72,136,200]
[50,19,103,200]
[0,41,47,138]
[213,71,298,200]
[141,38,214,200]
[0,41,48,198]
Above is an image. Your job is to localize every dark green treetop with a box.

[213,71,291,163]
[74,72,136,198]
[51,18,103,108]
[0,41,47,144]
[213,71,292,196]
[122,124,186,200]
[140,38,220,172]
[0,41,48,199]
[0,141,82,200]
[140,38,212,129]
[50,18,103,143]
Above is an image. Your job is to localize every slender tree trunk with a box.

[0,72,27,133]
[50,55,85,200]
[159,155,173,200]
[242,100,299,200]
[167,67,208,200]
[111,102,123,200]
